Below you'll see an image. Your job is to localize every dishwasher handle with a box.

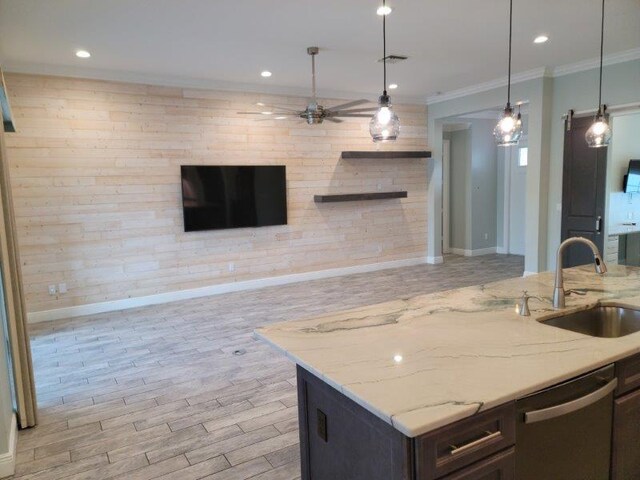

[524,378,618,424]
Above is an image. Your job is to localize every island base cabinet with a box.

[297,366,414,480]
[296,366,516,480]
[612,388,640,480]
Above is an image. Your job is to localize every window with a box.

[518,147,528,167]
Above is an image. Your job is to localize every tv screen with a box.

[181,165,287,232]
[624,160,640,193]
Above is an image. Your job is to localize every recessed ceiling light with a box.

[533,35,549,44]
[261,111,273,115]
[388,83,398,90]
[75,50,91,58]
[377,5,392,15]
[275,116,287,120]
[261,71,272,78]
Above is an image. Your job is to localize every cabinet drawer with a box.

[439,448,515,480]
[415,403,516,480]
[616,352,640,396]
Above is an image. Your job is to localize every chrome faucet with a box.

[553,237,607,309]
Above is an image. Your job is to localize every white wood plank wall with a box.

[4,73,429,314]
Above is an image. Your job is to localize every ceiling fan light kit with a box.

[370,0,400,143]
[585,0,611,148]
[494,0,523,147]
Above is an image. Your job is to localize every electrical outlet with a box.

[48,285,57,295]
[484,233,489,240]
[377,183,382,191]
[228,262,235,272]
[628,212,634,220]
[58,283,67,294]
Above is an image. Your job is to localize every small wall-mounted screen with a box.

[624,160,640,193]
[181,165,287,232]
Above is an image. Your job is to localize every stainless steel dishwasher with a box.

[515,364,617,480]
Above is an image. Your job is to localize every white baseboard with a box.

[0,414,17,479]
[496,246,508,254]
[28,256,430,323]
[426,256,444,264]
[523,271,538,277]
[450,247,497,257]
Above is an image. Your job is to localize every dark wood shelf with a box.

[340,151,431,160]
[314,191,407,203]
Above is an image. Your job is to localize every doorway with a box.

[501,142,528,256]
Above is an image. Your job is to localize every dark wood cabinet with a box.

[439,448,515,480]
[615,352,640,396]
[415,404,515,479]
[612,387,640,479]
[297,366,514,480]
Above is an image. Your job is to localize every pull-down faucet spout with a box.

[553,237,607,309]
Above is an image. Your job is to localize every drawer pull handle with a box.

[449,430,502,455]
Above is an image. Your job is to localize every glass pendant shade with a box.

[370,95,400,142]
[585,111,611,148]
[494,107,523,146]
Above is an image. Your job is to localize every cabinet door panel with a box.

[612,388,640,480]
[439,448,515,480]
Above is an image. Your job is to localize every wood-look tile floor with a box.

[14,254,524,480]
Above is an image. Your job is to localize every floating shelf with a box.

[314,191,407,203]
[340,151,431,160]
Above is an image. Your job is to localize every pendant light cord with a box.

[382,0,387,95]
[506,0,513,107]
[598,0,605,113]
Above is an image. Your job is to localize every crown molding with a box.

[2,61,426,105]
[426,67,549,105]
[426,48,640,105]
[551,47,640,77]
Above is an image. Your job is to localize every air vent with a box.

[378,54,408,64]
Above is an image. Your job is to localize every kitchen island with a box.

[255,265,640,479]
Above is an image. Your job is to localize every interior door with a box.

[561,115,608,267]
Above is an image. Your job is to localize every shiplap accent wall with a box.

[4,73,428,314]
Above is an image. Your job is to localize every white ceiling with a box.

[1,0,639,101]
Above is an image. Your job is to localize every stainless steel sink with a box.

[541,306,640,338]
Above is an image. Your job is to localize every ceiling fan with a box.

[238,47,377,125]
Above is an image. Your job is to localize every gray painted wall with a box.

[547,59,640,268]
[429,58,639,272]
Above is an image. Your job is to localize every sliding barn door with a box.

[561,115,608,267]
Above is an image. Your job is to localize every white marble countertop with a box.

[255,265,640,438]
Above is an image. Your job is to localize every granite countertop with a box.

[255,265,640,438]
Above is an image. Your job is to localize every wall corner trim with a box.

[0,414,18,479]
[426,256,444,265]
[27,256,430,323]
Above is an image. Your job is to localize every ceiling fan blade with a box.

[237,111,299,116]
[324,117,344,123]
[254,104,302,113]
[334,107,378,114]
[327,99,370,111]
[332,113,373,118]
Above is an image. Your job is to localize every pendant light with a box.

[370,0,400,142]
[494,0,523,146]
[585,0,611,148]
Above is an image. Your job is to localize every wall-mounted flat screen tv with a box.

[181,165,287,232]
[624,160,640,193]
